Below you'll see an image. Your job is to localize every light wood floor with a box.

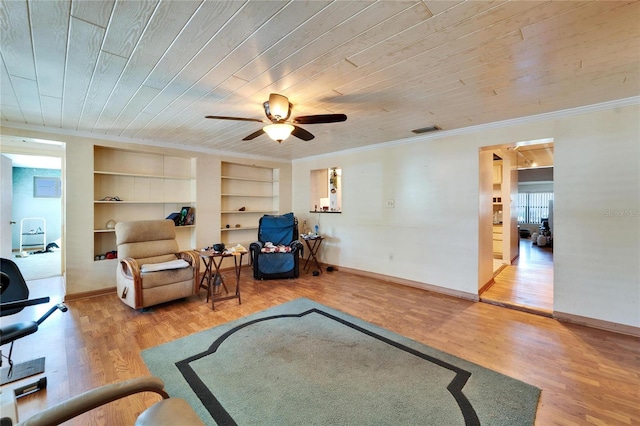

[5,267,639,425]
[482,238,554,315]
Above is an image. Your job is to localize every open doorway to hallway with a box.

[479,140,554,315]
[481,238,554,315]
[1,138,65,282]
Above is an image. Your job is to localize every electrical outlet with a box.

[386,199,395,208]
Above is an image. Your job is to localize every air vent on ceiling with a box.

[411,125,442,134]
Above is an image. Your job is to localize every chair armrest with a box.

[290,240,304,258]
[249,241,264,251]
[176,250,200,294]
[119,258,141,279]
[17,377,169,426]
[176,250,199,268]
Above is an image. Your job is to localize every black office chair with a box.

[1,258,67,391]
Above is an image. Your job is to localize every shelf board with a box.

[95,170,193,180]
[221,210,277,214]
[94,200,195,204]
[221,193,277,198]
[221,175,275,183]
[94,225,194,233]
[221,226,259,232]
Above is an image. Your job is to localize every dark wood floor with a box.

[5,265,639,425]
[482,238,554,315]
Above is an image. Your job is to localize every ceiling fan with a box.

[205,93,347,143]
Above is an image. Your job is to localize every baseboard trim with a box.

[336,265,479,302]
[336,266,638,337]
[65,287,116,301]
[554,311,640,337]
[479,278,495,295]
[481,298,553,318]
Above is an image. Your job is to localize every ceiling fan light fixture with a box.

[268,93,290,120]
[263,123,294,143]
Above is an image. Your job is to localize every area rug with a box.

[142,298,540,425]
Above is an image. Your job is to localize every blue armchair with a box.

[250,213,303,279]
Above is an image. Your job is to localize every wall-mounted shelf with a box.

[95,170,192,180]
[221,175,273,183]
[221,226,259,232]
[94,225,195,233]
[221,194,274,198]
[221,210,277,214]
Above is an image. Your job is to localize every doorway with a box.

[479,141,554,315]
[1,138,65,281]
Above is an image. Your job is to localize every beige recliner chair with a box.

[115,220,199,309]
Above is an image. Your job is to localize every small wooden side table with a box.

[199,250,246,310]
[302,236,324,273]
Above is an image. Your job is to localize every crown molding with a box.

[0,122,290,164]
[295,96,640,163]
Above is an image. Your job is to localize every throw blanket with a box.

[140,259,190,273]
[261,242,292,253]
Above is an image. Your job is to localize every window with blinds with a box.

[517,192,553,224]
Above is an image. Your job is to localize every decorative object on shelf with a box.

[179,207,189,225]
[100,196,122,201]
[330,168,338,193]
[226,224,230,228]
[106,219,116,229]
[239,206,246,211]
[166,212,180,226]
[185,208,195,225]
[235,224,241,228]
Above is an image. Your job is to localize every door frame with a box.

[0,138,66,280]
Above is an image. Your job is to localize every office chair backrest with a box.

[0,258,30,316]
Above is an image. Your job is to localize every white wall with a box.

[293,103,640,328]
[553,105,639,328]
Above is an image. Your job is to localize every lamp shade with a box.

[263,123,294,142]
[268,93,290,120]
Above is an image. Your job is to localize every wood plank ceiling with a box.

[1,1,639,160]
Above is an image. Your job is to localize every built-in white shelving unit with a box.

[220,162,279,248]
[93,146,196,259]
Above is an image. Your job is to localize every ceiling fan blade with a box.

[242,128,265,141]
[293,114,347,124]
[205,115,264,123]
[292,125,314,141]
